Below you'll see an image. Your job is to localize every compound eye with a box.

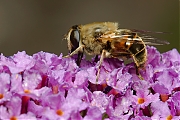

[70,28,80,53]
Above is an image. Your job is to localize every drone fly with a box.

[64,22,169,81]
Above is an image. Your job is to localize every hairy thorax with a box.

[81,37,107,55]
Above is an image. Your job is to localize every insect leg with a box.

[131,55,144,80]
[63,45,84,66]
[96,49,107,83]
[135,65,144,80]
[63,45,84,58]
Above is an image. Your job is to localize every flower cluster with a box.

[0,46,180,120]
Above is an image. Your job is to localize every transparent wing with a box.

[140,36,170,45]
[99,29,170,45]
[130,29,170,45]
[131,29,171,34]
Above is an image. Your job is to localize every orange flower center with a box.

[160,94,169,102]
[10,116,17,120]
[24,89,31,93]
[138,98,145,104]
[166,115,173,120]
[56,109,63,116]
[0,93,4,99]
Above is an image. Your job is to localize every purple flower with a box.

[161,48,180,65]
[0,95,36,120]
[74,70,89,87]
[131,89,159,109]
[168,91,180,116]
[107,67,132,93]
[83,107,102,120]
[146,46,162,68]
[153,69,179,94]
[13,51,35,71]
[0,46,179,119]
[91,91,109,113]
[106,94,133,119]
[0,73,12,104]
[0,52,35,73]
[151,101,172,120]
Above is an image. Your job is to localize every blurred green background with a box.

[0,0,179,56]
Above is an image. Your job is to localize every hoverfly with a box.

[64,22,169,82]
